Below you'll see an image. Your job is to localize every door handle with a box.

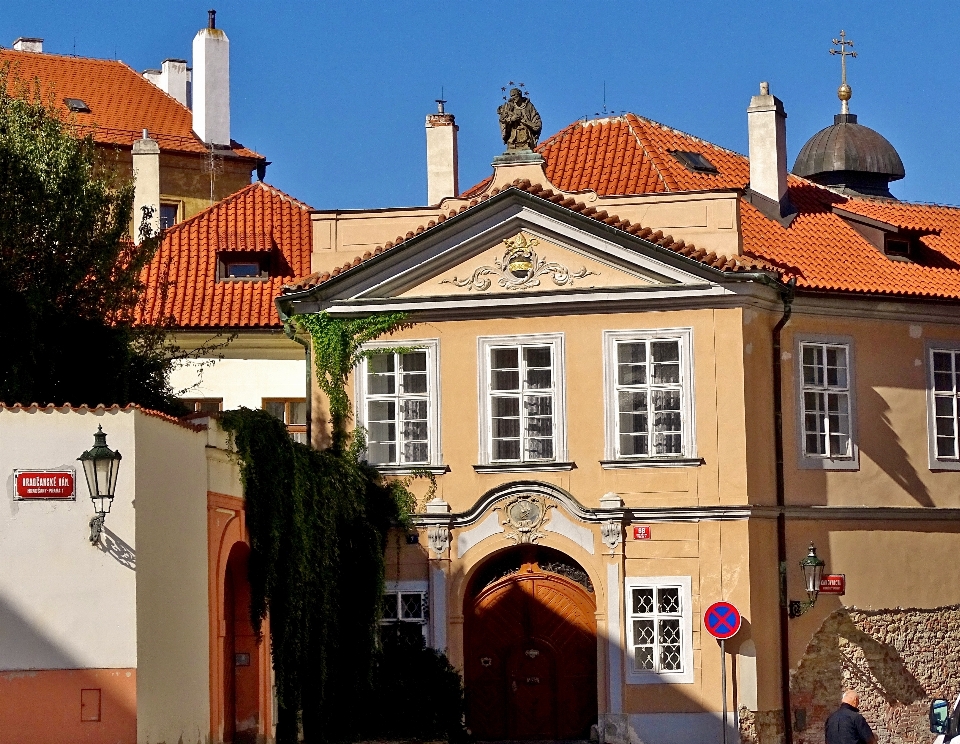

[526,677,540,684]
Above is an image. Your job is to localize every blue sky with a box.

[3,1,957,209]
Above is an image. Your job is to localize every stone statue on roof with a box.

[498,88,542,151]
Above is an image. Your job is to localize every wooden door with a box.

[465,561,597,740]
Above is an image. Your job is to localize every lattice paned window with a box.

[480,335,565,464]
[615,339,684,457]
[932,349,960,459]
[380,589,428,641]
[365,351,429,464]
[629,586,683,673]
[800,342,852,458]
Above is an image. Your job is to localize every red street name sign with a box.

[819,574,846,595]
[14,470,76,500]
[632,525,652,540]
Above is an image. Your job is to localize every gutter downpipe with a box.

[773,277,796,743]
[284,322,312,448]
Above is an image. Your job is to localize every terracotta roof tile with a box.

[139,182,313,328]
[1,49,260,160]
[0,402,206,431]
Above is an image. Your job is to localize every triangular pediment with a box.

[398,230,657,298]
[279,191,754,318]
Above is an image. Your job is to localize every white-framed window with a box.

[602,328,696,463]
[624,576,693,684]
[927,343,960,470]
[478,334,566,465]
[795,336,858,470]
[380,581,429,642]
[356,340,441,470]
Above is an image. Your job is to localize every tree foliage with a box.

[0,66,183,412]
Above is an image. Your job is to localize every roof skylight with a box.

[63,98,91,113]
[670,150,718,174]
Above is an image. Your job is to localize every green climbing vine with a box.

[221,310,461,744]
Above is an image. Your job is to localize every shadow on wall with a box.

[859,387,934,507]
[98,526,136,571]
[790,605,960,744]
[0,595,137,744]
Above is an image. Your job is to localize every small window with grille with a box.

[263,398,307,444]
[928,347,960,469]
[380,588,428,642]
[624,576,692,684]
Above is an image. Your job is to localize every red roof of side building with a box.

[139,182,313,329]
[0,49,261,160]
[458,114,960,302]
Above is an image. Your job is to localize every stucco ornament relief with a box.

[498,493,555,544]
[600,521,623,550]
[441,234,596,292]
[427,524,451,557]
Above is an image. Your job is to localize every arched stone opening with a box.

[463,545,598,741]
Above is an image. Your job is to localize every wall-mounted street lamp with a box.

[78,426,122,544]
[788,542,826,618]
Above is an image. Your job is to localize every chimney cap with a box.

[12,37,43,52]
[436,98,447,114]
[208,9,216,28]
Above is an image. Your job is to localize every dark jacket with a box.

[825,702,874,744]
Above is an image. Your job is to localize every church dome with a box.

[793,113,904,198]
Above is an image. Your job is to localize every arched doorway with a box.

[222,543,261,744]
[464,546,598,740]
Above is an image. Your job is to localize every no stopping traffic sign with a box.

[704,601,742,640]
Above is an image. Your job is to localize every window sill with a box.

[601,457,703,469]
[474,461,576,473]
[797,455,859,471]
[626,670,694,685]
[373,464,449,476]
[217,276,270,283]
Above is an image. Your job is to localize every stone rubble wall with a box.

[789,605,960,744]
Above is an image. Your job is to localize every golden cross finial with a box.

[830,30,857,114]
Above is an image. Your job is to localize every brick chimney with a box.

[133,130,161,243]
[425,99,459,205]
[12,38,43,53]
[746,82,793,223]
[192,10,230,146]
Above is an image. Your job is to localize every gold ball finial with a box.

[838,83,852,101]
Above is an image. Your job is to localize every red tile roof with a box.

[0,402,206,431]
[461,114,960,302]
[139,182,313,328]
[1,49,261,160]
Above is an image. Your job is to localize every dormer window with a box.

[884,236,911,258]
[63,98,91,113]
[217,252,269,281]
[669,150,718,174]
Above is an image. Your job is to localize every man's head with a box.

[842,690,860,708]
[509,88,522,102]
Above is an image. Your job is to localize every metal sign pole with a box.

[721,638,727,744]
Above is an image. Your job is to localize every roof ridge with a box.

[0,48,130,66]
[622,114,675,192]
[627,112,748,159]
[0,402,206,431]
[162,182,268,234]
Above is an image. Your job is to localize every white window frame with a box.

[380,580,429,642]
[355,339,442,472]
[624,575,693,684]
[925,340,960,471]
[602,328,697,464]
[794,334,859,470]
[477,333,567,466]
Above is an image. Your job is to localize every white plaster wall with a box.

[0,408,138,671]
[170,357,306,410]
[134,411,211,744]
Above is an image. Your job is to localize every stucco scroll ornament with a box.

[600,521,623,550]
[441,234,596,292]
[427,524,451,557]
[498,494,555,544]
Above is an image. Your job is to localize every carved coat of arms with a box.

[441,234,596,291]
[498,494,555,544]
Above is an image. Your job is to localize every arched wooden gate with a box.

[464,549,598,740]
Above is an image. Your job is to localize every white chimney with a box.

[425,100,459,205]
[13,37,43,53]
[133,130,161,243]
[747,81,789,209]
[192,10,230,146]
[144,59,190,107]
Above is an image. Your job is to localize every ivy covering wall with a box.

[222,311,464,743]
